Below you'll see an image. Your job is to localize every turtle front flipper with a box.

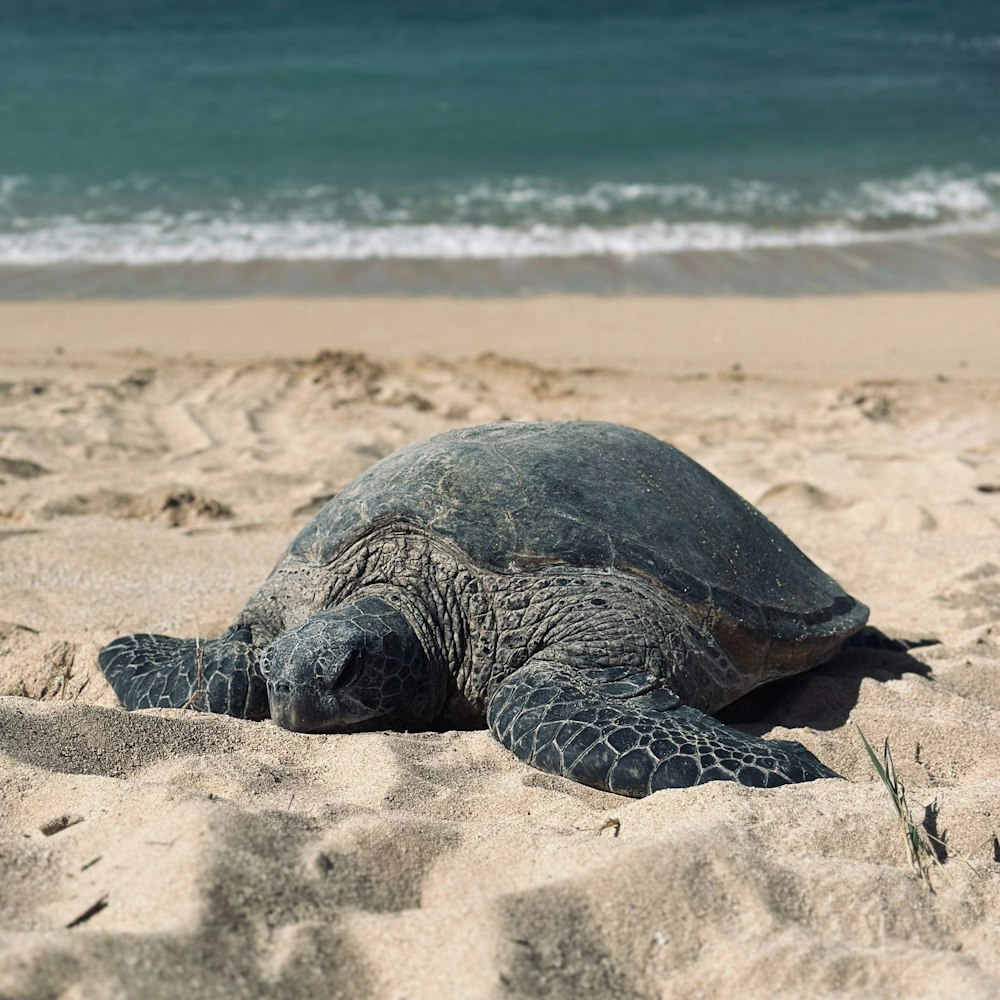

[98,626,269,719]
[486,659,839,796]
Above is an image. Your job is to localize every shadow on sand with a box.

[718,627,938,734]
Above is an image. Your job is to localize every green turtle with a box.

[99,421,867,796]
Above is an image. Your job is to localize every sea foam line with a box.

[2,167,999,229]
[0,214,999,266]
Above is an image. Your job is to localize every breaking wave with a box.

[1,169,998,266]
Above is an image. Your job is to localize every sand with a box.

[1,292,999,999]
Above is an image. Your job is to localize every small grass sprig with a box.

[182,627,207,711]
[857,726,942,889]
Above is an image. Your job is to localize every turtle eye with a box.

[335,647,364,689]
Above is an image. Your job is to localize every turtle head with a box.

[262,596,438,734]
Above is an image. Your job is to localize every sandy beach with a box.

[1,292,999,999]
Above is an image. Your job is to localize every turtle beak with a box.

[267,680,378,733]
[268,680,336,733]
[268,683,317,733]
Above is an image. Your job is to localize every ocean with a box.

[2,0,999,296]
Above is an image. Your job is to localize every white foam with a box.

[0,170,997,266]
[851,171,998,221]
[1,215,999,266]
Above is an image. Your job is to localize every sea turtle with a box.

[99,421,867,796]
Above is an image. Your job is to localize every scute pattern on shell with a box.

[285,421,867,667]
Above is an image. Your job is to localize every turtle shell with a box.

[286,421,868,669]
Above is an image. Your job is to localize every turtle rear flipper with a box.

[487,659,839,797]
[98,628,269,719]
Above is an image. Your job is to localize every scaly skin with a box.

[487,662,838,795]
[98,625,268,719]
[99,529,840,795]
[262,596,444,733]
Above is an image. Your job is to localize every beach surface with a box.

[1,292,999,998]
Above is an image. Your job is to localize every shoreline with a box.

[4,231,1000,299]
[2,289,999,380]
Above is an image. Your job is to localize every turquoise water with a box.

[2,0,999,295]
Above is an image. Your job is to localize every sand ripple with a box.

[1,325,999,998]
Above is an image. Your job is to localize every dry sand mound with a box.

[1,297,999,999]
